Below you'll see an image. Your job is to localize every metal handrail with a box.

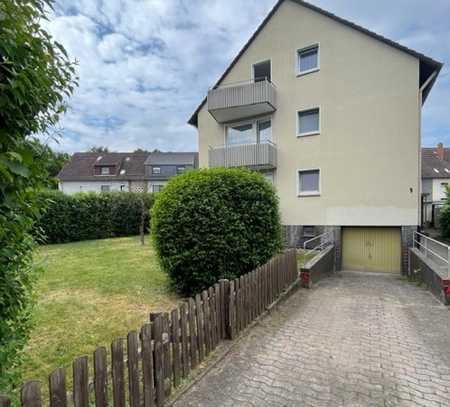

[209,140,277,150]
[413,231,450,277]
[209,77,276,90]
[303,231,334,252]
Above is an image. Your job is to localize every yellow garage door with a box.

[342,227,401,273]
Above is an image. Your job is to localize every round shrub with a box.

[151,168,282,296]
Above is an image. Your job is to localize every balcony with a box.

[207,79,276,123]
[209,142,277,170]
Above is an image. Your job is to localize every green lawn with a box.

[23,236,179,387]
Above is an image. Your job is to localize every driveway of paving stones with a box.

[173,271,450,407]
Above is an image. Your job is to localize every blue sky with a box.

[44,0,449,153]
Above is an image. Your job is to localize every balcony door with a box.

[226,118,272,146]
[253,60,271,82]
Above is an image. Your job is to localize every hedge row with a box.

[35,191,154,244]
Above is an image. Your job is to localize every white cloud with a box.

[45,0,449,153]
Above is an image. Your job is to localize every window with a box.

[152,167,161,174]
[101,167,110,175]
[152,184,164,193]
[120,185,126,191]
[297,44,319,75]
[253,60,271,82]
[226,118,272,146]
[441,182,448,200]
[263,171,274,184]
[257,119,272,143]
[298,108,320,136]
[101,185,110,192]
[226,123,255,145]
[298,169,320,196]
[177,166,186,174]
[302,226,316,238]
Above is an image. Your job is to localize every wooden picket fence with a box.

[0,249,297,407]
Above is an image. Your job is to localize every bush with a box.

[35,191,154,244]
[440,205,450,238]
[151,168,282,296]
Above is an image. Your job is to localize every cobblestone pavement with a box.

[173,271,450,407]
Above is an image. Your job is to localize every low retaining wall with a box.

[301,245,336,288]
[409,247,450,305]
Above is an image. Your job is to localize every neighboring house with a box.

[189,0,442,274]
[422,143,450,227]
[58,152,198,194]
[145,152,198,193]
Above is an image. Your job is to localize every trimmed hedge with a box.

[151,168,282,296]
[440,205,450,238]
[35,191,154,244]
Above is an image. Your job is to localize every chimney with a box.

[437,142,444,160]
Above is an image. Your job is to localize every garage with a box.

[342,227,401,273]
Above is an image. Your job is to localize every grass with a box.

[22,236,180,387]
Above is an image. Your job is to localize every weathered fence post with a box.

[141,324,155,407]
[0,396,10,407]
[219,279,231,339]
[73,357,89,407]
[21,381,42,407]
[93,347,108,407]
[49,367,67,407]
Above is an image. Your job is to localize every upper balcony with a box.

[207,79,277,123]
[209,142,277,170]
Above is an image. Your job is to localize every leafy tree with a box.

[89,146,110,153]
[0,0,77,392]
[31,140,70,189]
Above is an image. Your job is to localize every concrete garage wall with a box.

[409,247,450,305]
[301,245,336,287]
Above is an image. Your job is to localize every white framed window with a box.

[177,166,186,174]
[101,167,110,175]
[252,60,271,82]
[297,108,320,137]
[297,44,319,76]
[152,167,161,174]
[226,117,272,146]
[297,169,320,196]
[262,171,274,185]
[101,185,110,192]
[152,184,164,193]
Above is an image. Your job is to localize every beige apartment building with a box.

[189,0,442,273]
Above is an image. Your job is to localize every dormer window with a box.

[152,167,161,174]
[177,166,186,174]
[101,167,110,175]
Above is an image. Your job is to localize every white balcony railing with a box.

[209,142,277,170]
[207,79,276,123]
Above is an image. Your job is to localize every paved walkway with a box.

[174,271,450,407]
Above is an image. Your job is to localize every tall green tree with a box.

[32,140,71,189]
[0,0,77,391]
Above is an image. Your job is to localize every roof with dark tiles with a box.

[422,146,450,179]
[58,151,198,181]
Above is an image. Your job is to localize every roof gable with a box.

[188,0,442,126]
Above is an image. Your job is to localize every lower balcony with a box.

[208,142,277,170]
